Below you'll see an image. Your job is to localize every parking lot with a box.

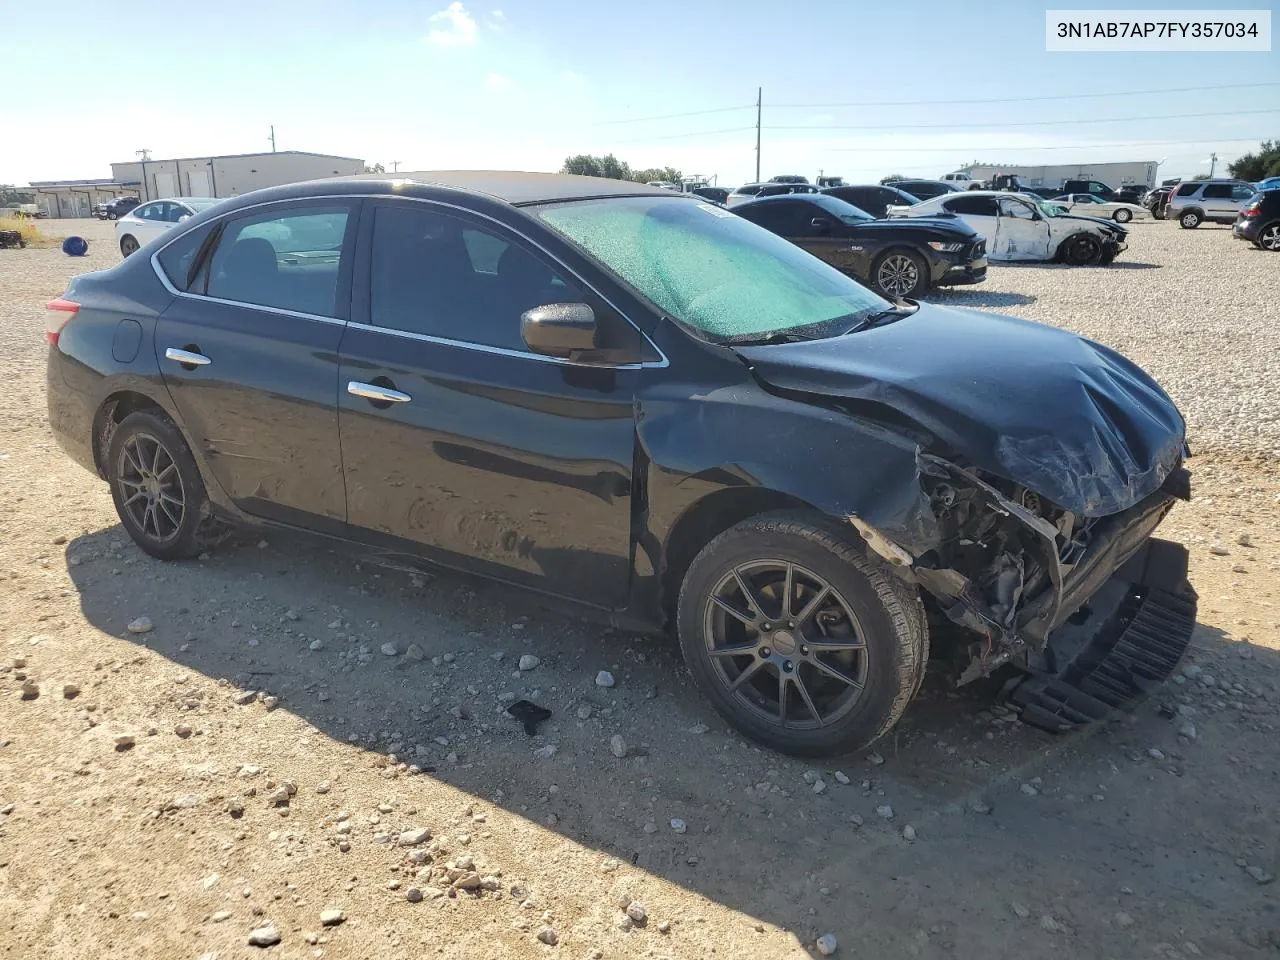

[1,216,1278,958]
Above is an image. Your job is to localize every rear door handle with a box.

[164,347,211,366]
[348,381,411,404]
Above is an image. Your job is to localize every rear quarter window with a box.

[156,224,215,291]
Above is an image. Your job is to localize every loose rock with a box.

[626,901,647,924]
[62,683,80,699]
[380,642,399,657]
[876,804,894,820]
[609,734,627,758]
[816,932,839,956]
[19,680,38,701]
[127,616,153,634]
[670,818,687,833]
[248,924,281,947]
[902,825,917,841]
[320,909,345,926]
[536,925,558,945]
[518,654,541,671]
[595,671,616,688]
[399,827,430,846]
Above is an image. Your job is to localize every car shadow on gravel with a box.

[929,291,1037,309]
[62,525,1280,955]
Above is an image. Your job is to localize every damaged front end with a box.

[853,452,1197,730]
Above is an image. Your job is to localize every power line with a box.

[769,107,1279,132]
[822,136,1268,153]
[611,125,756,144]
[589,104,755,126]
[770,79,1280,109]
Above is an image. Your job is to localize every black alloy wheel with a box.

[701,559,870,729]
[115,433,186,545]
[677,513,927,756]
[120,234,140,257]
[107,410,212,560]
[873,249,927,299]
[1062,233,1103,266]
[1257,223,1280,251]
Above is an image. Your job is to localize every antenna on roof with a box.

[136,148,152,161]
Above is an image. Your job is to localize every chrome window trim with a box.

[345,322,666,370]
[149,192,668,367]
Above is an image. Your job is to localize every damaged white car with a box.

[888,191,1127,266]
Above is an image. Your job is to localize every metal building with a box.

[30,151,365,218]
[954,161,1160,190]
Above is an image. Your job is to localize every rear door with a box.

[336,198,647,606]
[941,194,1000,251]
[1199,183,1234,219]
[154,199,357,530]
[995,196,1051,259]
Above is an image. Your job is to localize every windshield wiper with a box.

[844,303,918,333]
[731,330,812,346]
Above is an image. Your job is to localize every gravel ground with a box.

[1,216,1278,959]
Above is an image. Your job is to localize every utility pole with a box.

[1208,151,1218,177]
[135,148,151,161]
[755,87,762,183]
[390,160,400,173]
[269,125,277,152]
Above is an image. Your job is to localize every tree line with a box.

[1227,140,1280,182]
[560,154,683,184]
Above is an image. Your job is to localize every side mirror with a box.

[811,216,831,233]
[520,303,598,359]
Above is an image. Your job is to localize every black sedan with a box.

[733,193,986,299]
[822,184,920,219]
[46,172,1196,756]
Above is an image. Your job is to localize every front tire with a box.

[1113,208,1132,223]
[676,513,928,756]
[872,248,929,300]
[1060,233,1103,266]
[119,234,140,257]
[1255,223,1280,251]
[106,410,210,561]
[1179,210,1202,229]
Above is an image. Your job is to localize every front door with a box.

[942,194,1001,256]
[337,198,643,607]
[154,199,358,530]
[995,196,1052,260]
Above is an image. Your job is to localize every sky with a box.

[3,0,1277,188]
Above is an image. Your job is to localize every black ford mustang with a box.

[46,173,1195,756]
[733,193,987,299]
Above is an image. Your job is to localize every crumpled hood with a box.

[737,304,1186,517]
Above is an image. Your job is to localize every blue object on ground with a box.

[62,236,89,256]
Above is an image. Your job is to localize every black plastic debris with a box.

[507,699,552,736]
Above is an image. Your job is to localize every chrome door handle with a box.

[164,347,211,366]
[348,381,411,404]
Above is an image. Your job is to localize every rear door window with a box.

[157,223,217,291]
[945,195,1000,216]
[1230,183,1256,200]
[1201,184,1232,199]
[205,204,354,318]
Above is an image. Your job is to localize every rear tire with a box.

[872,248,929,300]
[119,234,140,257]
[1113,208,1132,223]
[106,410,211,561]
[107,212,118,221]
[1255,223,1280,251]
[676,512,928,756]
[1179,210,1202,229]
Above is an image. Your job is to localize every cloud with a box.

[485,8,506,29]
[426,2,477,47]
[484,72,514,92]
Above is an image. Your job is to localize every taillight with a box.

[45,298,79,346]
[1243,202,1261,217]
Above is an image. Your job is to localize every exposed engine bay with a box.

[850,451,1196,729]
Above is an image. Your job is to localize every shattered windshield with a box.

[536,195,888,344]
[1032,197,1065,218]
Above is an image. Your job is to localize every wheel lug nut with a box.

[783,660,793,672]
[760,647,770,658]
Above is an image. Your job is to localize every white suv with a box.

[1166,179,1258,228]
